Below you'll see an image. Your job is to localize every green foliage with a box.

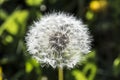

[25,58,41,74]
[83,63,97,80]
[85,11,94,20]
[0,10,29,36]
[0,9,8,20]
[72,70,87,80]
[113,56,120,76]
[25,0,43,6]
[0,0,120,80]
[72,50,97,80]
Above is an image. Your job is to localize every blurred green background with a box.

[0,0,120,80]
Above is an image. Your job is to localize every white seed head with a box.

[25,12,92,68]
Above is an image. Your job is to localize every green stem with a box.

[58,67,63,80]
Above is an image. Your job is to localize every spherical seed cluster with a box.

[49,31,69,53]
[25,12,92,68]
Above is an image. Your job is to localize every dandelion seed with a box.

[25,12,92,68]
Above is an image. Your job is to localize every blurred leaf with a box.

[0,10,29,35]
[0,0,7,5]
[0,58,8,64]
[36,11,42,18]
[0,56,17,65]
[113,57,120,76]
[4,35,13,43]
[114,58,120,67]
[86,50,96,59]
[25,61,33,73]
[72,70,87,80]
[25,0,43,6]
[83,50,96,64]
[30,58,41,74]
[83,63,97,80]
[0,9,8,20]
[25,58,40,74]
[86,11,94,20]
[30,58,40,68]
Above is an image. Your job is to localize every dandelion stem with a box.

[58,67,63,80]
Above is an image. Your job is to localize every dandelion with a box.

[26,12,92,69]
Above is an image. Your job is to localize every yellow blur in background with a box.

[89,0,108,12]
[0,67,2,80]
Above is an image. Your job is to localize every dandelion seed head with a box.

[26,12,92,68]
